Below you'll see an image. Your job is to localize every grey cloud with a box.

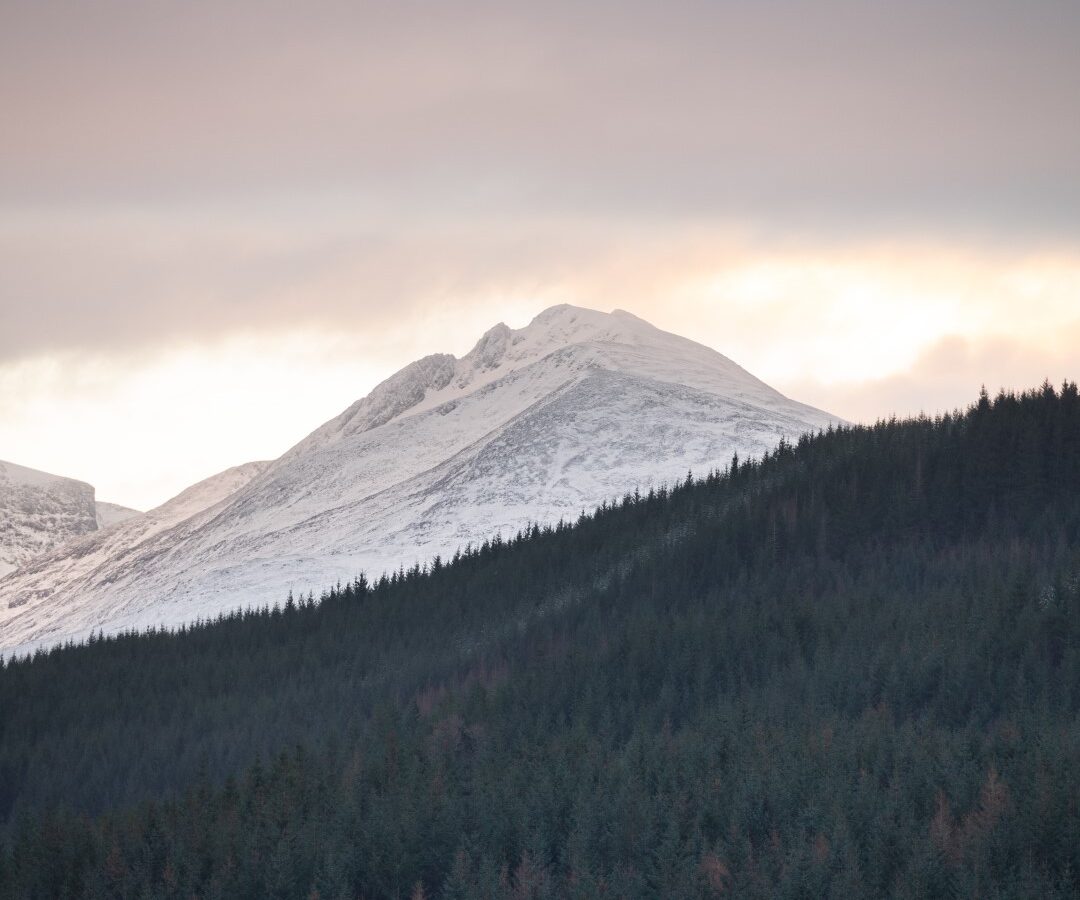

[2,0,1079,361]
[2,0,1077,226]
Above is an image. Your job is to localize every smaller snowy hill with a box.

[0,461,101,580]
[0,460,140,579]
[0,461,269,652]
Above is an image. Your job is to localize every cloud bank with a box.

[3,0,1079,359]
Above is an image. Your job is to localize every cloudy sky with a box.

[2,0,1079,509]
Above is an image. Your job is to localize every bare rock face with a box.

[0,305,843,656]
[0,461,99,580]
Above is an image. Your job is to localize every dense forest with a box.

[1,382,1079,898]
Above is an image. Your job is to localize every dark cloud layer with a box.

[2,0,1078,361]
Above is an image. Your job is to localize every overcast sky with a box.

[2,0,1079,509]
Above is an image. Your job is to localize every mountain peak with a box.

[523,303,651,344]
[464,321,513,372]
[462,305,642,375]
[312,305,773,450]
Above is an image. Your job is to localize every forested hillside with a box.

[2,383,1079,898]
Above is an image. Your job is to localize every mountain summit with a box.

[0,305,840,655]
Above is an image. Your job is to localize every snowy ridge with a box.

[0,306,842,656]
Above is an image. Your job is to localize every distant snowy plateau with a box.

[0,305,842,656]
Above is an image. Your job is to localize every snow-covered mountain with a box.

[0,305,841,656]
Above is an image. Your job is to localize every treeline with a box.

[1,383,1079,898]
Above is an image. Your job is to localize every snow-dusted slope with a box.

[95,501,140,529]
[0,306,841,656]
[0,461,99,580]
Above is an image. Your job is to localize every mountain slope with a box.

[0,461,99,580]
[0,306,839,654]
